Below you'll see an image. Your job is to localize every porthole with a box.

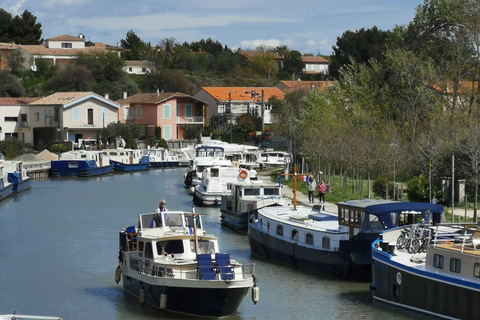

[396,272,402,285]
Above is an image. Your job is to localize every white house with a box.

[0,97,40,143]
[29,92,120,146]
[302,56,329,74]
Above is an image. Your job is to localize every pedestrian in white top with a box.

[306,175,316,203]
[249,168,257,180]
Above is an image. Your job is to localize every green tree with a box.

[283,50,303,78]
[0,70,25,97]
[7,48,25,75]
[120,30,148,60]
[0,9,13,43]
[0,138,24,159]
[10,10,42,44]
[45,64,96,92]
[329,27,389,79]
[75,51,125,83]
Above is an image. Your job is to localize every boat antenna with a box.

[280,164,309,211]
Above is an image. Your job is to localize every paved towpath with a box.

[256,167,479,220]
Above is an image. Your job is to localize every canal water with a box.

[0,169,433,320]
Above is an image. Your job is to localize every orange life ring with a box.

[239,169,248,179]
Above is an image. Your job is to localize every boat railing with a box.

[432,225,480,253]
[131,257,255,281]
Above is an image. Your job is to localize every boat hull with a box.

[7,173,31,193]
[0,185,13,201]
[150,161,179,168]
[372,249,480,319]
[110,160,150,172]
[50,160,113,177]
[220,208,248,231]
[248,224,348,276]
[122,275,250,317]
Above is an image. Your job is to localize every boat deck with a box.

[435,242,480,256]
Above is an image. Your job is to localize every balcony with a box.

[177,116,203,125]
[19,121,29,128]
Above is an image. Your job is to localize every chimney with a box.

[123,91,127,99]
[79,33,84,39]
[105,93,109,100]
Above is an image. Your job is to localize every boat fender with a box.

[139,287,146,305]
[160,293,167,309]
[239,169,248,180]
[252,285,260,305]
[115,266,121,284]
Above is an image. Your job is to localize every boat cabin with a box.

[337,200,445,241]
[195,146,225,159]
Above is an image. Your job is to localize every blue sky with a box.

[4,0,424,55]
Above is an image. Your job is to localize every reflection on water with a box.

[0,169,432,320]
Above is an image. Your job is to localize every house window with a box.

[163,125,171,140]
[4,117,18,122]
[87,109,93,125]
[450,258,461,273]
[61,43,72,48]
[276,225,283,236]
[322,236,330,249]
[306,233,314,245]
[185,104,192,118]
[4,133,18,138]
[163,104,171,119]
[128,67,132,72]
[136,105,141,119]
[142,67,146,73]
[433,254,444,269]
[35,112,39,121]
[72,107,80,122]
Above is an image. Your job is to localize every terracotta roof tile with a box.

[0,97,41,105]
[432,81,480,94]
[278,81,335,93]
[47,34,84,42]
[117,92,195,105]
[199,87,284,101]
[0,42,16,50]
[30,92,116,106]
[20,45,106,55]
[302,56,329,63]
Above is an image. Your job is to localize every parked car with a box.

[259,137,287,151]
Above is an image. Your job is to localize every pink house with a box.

[116,92,206,140]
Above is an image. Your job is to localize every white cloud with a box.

[42,0,92,7]
[70,13,294,32]
[5,0,27,15]
[237,39,283,50]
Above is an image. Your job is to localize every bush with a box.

[0,138,25,159]
[406,174,429,202]
[48,143,68,153]
[125,137,137,149]
[372,177,394,199]
[158,139,168,149]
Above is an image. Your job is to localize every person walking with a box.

[306,175,316,203]
[317,180,327,203]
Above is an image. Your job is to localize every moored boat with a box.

[193,166,243,207]
[50,150,113,177]
[247,166,445,279]
[103,149,150,172]
[371,223,480,319]
[256,151,290,169]
[116,209,258,317]
[220,179,290,231]
[0,312,62,320]
[3,160,31,193]
[0,164,13,201]
[143,147,180,168]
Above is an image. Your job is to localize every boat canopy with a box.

[362,202,445,233]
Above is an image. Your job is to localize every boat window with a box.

[138,241,144,257]
[245,188,260,196]
[166,213,184,228]
[389,212,398,226]
[276,225,283,236]
[322,236,330,249]
[211,168,219,177]
[339,208,345,224]
[360,214,385,233]
[306,233,314,245]
[449,258,461,273]
[266,221,269,231]
[474,263,480,278]
[68,162,78,168]
[158,240,184,255]
[196,240,215,254]
[291,229,298,242]
[433,254,444,269]
[264,188,279,196]
[145,242,153,259]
